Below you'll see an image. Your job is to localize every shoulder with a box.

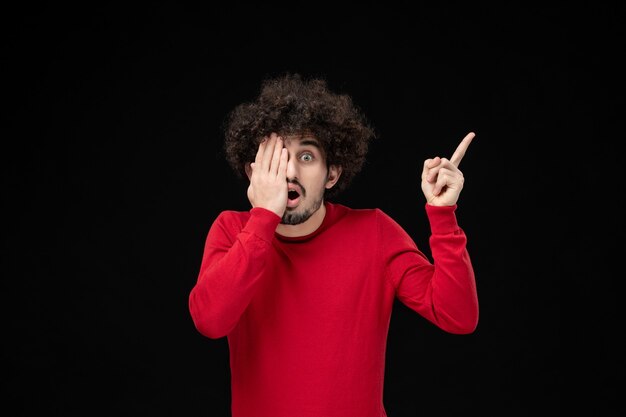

[211,209,251,233]
[327,201,388,228]
[328,201,378,219]
[328,203,413,244]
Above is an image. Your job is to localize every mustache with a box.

[287,179,306,197]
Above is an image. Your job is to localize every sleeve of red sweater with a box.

[189,207,281,339]
[378,204,479,334]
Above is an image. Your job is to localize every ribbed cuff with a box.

[424,203,460,234]
[243,207,282,243]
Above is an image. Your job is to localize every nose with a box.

[286,150,298,179]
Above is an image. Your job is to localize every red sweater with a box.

[189,201,478,417]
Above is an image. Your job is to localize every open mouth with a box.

[288,190,300,200]
[287,189,301,208]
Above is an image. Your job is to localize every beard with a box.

[280,174,329,225]
[280,193,324,225]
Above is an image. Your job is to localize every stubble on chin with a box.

[280,196,324,225]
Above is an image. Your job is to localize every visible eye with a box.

[300,153,314,162]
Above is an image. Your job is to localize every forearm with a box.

[189,208,280,338]
[426,204,479,333]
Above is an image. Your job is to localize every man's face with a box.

[280,135,338,225]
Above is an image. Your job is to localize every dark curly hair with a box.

[222,73,376,199]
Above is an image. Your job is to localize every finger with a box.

[269,136,283,176]
[450,132,475,167]
[261,134,278,169]
[426,158,457,182]
[432,170,451,196]
[255,137,268,165]
[421,157,441,180]
[426,165,442,183]
[277,147,288,179]
[434,158,462,181]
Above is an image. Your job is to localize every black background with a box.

[3,2,623,416]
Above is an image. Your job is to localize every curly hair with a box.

[222,73,376,199]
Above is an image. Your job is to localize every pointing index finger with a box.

[450,132,475,167]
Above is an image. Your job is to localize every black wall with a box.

[4,2,622,416]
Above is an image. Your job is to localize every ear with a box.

[325,165,342,189]
[244,162,252,180]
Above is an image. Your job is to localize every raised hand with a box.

[247,133,289,218]
[421,132,475,207]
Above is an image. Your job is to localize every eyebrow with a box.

[299,139,321,149]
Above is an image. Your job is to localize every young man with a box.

[189,74,479,417]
